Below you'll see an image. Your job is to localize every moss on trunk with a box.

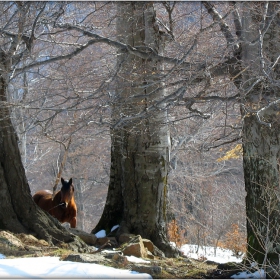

[243,114,280,266]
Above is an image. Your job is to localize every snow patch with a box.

[180,244,243,263]
[111,225,119,232]
[0,256,152,278]
[95,229,106,238]
[126,255,151,264]
[231,269,266,279]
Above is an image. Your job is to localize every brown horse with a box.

[33,178,77,228]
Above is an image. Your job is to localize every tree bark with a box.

[92,2,179,257]
[240,2,280,268]
[243,114,280,265]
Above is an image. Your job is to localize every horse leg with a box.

[69,217,76,228]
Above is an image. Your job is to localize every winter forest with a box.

[0,0,279,276]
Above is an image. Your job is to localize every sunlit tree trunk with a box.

[92,2,179,257]
[240,2,280,269]
[243,115,280,265]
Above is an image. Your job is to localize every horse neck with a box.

[68,196,76,206]
[52,191,61,206]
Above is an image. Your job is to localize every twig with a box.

[52,137,72,199]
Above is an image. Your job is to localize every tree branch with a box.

[52,137,72,199]
[11,17,242,87]
[229,2,242,39]
[14,38,99,74]
[55,23,196,69]
[205,136,242,151]
[202,1,238,51]
[256,99,280,128]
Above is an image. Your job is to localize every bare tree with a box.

[201,1,280,270]
[90,2,180,257]
[0,1,104,248]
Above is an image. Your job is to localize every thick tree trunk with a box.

[243,114,280,266]
[240,2,280,270]
[0,56,87,251]
[92,136,124,234]
[92,2,179,257]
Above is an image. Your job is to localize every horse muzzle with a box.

[60,202,68,208]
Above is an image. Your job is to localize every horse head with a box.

[60,177,74,209]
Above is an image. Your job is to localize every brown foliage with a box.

[167,219,187,248]
[218,224,246,257]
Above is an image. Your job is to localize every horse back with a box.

[33,190,54,212]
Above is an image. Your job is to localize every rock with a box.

[96,236,109,246]
[16,233,49,247]
[96,236,118,248]
[128,235,142,243]
[120,235,165,259]
[147,250,154,259]
[123,242,148,258]
[62,223,71,229]
[153,245,165,258]
[103,252,119,259]
[142,239,154,254]
[68,228,97,246]
[66,236,90,253]
[0,231,25,249]
[118,233,135,244]
[112,253,129,267]
[142,237,165,258]
[130,264,162,277]
[122,235,148,259]
[63,253,105,264]
[120,235,165,258]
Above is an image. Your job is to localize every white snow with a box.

[0,256,152,278]
[111,225,119,232]
[95,225,119,238]
[230,269,266,279]
[180,244,266,279]
[95,229,106,238]
[126,255,151,264]
[180,244,243,263]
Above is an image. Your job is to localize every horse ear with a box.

[69,178,72,185]
[61,177,65,184]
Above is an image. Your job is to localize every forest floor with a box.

[0,231,243,279]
